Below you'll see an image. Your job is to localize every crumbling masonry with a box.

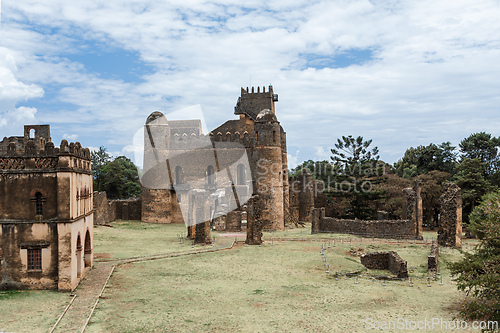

[311,181,423,239]
[438,183,462,248]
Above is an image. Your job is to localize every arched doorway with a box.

[76,234,82,278]
[84,229,92,268]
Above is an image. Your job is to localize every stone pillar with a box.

[188,190,211,244]
[246,195,264,245]
[413,180,423,239]
[225,211,242,232]
[402,184,423,240]
[438,183,462,248]
[311,208,322,234]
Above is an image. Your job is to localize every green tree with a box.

[91,146,112,191]
[330,135,385,220]
[454,158,495,224]
[395,142,457,178]
[459,132,500,186]
[100,156,142,199]
[448,192,500,329]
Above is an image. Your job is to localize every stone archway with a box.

[84,229,92,268]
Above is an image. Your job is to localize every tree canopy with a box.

[394,142,457,178]
[91,147,142,199]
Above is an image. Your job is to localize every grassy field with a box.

[0,221,480,332]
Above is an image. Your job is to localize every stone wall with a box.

[312,208,418,239]
[311,181,423,239]
[225,211,242,232]
[360,251,408,278]
[109,198,142,221]
[438,183,462,247]
[93,191,142,224]
[93,191,110,225]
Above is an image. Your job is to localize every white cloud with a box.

[1,0,500,164]
[63,133,78,141]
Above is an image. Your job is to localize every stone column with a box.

[246,195,264,245]
[438,183,462,247]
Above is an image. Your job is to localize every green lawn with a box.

[0,221,479,333]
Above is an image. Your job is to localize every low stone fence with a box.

[312,208,418,239]
[360,251,408,279]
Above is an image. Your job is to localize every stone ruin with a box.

[311,180,423,239]
[245,195,265,245]
[360,251,408,279]
[438,183,462,248]
[402,179,423,239]
[93,191,142,224]
[428,241,439,277]
[187,190,212,245]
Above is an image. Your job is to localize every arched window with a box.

[237,164,246,186]
[207,165,215,185]
[35,192,43,215]
[273,130,277,143]
[175,166,183,185]
[29,128,35,139]
[76,234,82,278]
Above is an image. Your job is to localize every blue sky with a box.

[1,0,500,168]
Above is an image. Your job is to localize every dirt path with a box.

[52,263,114,333]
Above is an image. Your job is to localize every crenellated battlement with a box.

[0,126,91,171]
[234,85,278,120]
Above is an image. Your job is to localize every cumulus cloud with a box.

[1,0,500,164]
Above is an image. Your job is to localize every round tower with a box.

[252,109,285,230]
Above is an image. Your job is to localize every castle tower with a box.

[252,109,285,230]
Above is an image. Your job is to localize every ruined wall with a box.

[311,181,422,239]
[93,191,110,224]
[360,251,408,278]
[225,211,242,232]
[109,198,142,221]
[312,208,418,239]
[94,192,142,223]
[438,183,462,247]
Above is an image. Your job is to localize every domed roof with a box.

[146,111,167,125]
[255,109,277,123]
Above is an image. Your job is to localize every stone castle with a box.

[141,86,291,231]
[0,125,94,291]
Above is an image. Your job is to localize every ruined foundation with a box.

[360,251,408,279]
